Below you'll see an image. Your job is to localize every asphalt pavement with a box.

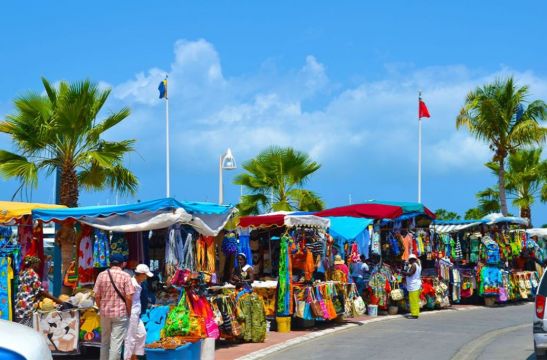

[264,302,536,360]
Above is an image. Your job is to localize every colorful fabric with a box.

[110,233,129,259]
[277,234,293,316]
[18,218,33,258]
[402,234,413,261]
[15,268,42,321]
[238,293,266,343]
[78,226,94,286]
[238,230,253,266]
[93,230,110,268]
[34,309,80,354]
[80,308,101,343]
[93,267,134,318]
[0,257,14,320]
[141,306,170,344]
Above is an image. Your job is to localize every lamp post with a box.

[219,148,236,205]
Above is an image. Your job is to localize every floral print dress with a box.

[15,268,42,324]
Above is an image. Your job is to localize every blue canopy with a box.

[32,198,235,236]
[32,198,232,222]
[33,198,179,222]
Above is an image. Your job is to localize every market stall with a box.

[316,201,446,316]
[0,201,66,323]
[30,197,237,356]
[430,214,535,306]
[237,212,350,331]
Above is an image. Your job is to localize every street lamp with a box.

[219,148,236,205]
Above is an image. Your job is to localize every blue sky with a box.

[1,1,546,224]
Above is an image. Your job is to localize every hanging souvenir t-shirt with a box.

[110,233,129,259]
[93,230,110,268]
[78,226,94,286]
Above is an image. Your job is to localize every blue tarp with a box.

[32,198,233,222]
[328,217,374,258]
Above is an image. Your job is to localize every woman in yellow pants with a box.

[404,254,422,319]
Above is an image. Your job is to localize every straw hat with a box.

[334,255,345,265]
[408,254,418,261]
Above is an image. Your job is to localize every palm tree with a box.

[234,146,325,215]
[476,185,501,215]
[434,208,461,220]
[456,77,547,215]
[486,149,547,222]
[0,77,138,272]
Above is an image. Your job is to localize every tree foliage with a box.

[0,78,138,206]
[457,77,547,215]
[234,146,325,215]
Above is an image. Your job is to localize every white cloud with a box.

[100,39,547,199]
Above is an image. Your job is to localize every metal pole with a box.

[219,155,223,205]
[166,95,170,197]
[418,91,422,203]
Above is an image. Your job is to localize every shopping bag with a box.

[163,290,191,337]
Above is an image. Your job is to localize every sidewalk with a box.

[215,305,479,360]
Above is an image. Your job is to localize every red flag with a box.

[419,98,430,119]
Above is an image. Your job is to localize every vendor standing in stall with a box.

[94,254,135,360]
[403,254,422,319]
[332,255,349,283]
[232,253,254,289]
[14,256,62,326]
[124,264,153,360]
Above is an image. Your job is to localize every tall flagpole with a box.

[165,75,170,198]
[418,91,422,203]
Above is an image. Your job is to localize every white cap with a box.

[408,254,418,261]
[135,264,153,277]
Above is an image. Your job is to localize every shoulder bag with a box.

[107,269,130,316]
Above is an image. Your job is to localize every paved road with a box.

[264,303,536,360]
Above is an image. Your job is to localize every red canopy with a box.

[238,214,286,228]
[314,204,403,219]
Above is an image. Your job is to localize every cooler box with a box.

[144,340,202,360]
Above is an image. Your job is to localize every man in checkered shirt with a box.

[94,254,135,360]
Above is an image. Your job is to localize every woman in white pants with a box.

[124,264,153,360]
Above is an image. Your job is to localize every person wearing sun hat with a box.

[124,264,153,360]
[403,254,422,319]
[332,254,349,283]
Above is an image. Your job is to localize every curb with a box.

[236,306,483,360]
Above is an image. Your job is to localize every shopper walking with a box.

[124,264,153,360]
[403,254,422,319]
[94,254,135,360]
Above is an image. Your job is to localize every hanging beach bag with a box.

[316,287,331,320]
[164,290,191,337]
[353,293,366,316]
[390,282,404,302]
[498,287,508,302]
[294,294,307,319]
[308,288,324,319]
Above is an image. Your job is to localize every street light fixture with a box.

[219,148,236,205]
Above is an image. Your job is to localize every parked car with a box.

[534,272,547,359]
[0,319,52,360]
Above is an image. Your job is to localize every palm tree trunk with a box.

[498,157,509,216]
[58,163,79,293]
[520,207,531,227]
[60,162,79,207]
